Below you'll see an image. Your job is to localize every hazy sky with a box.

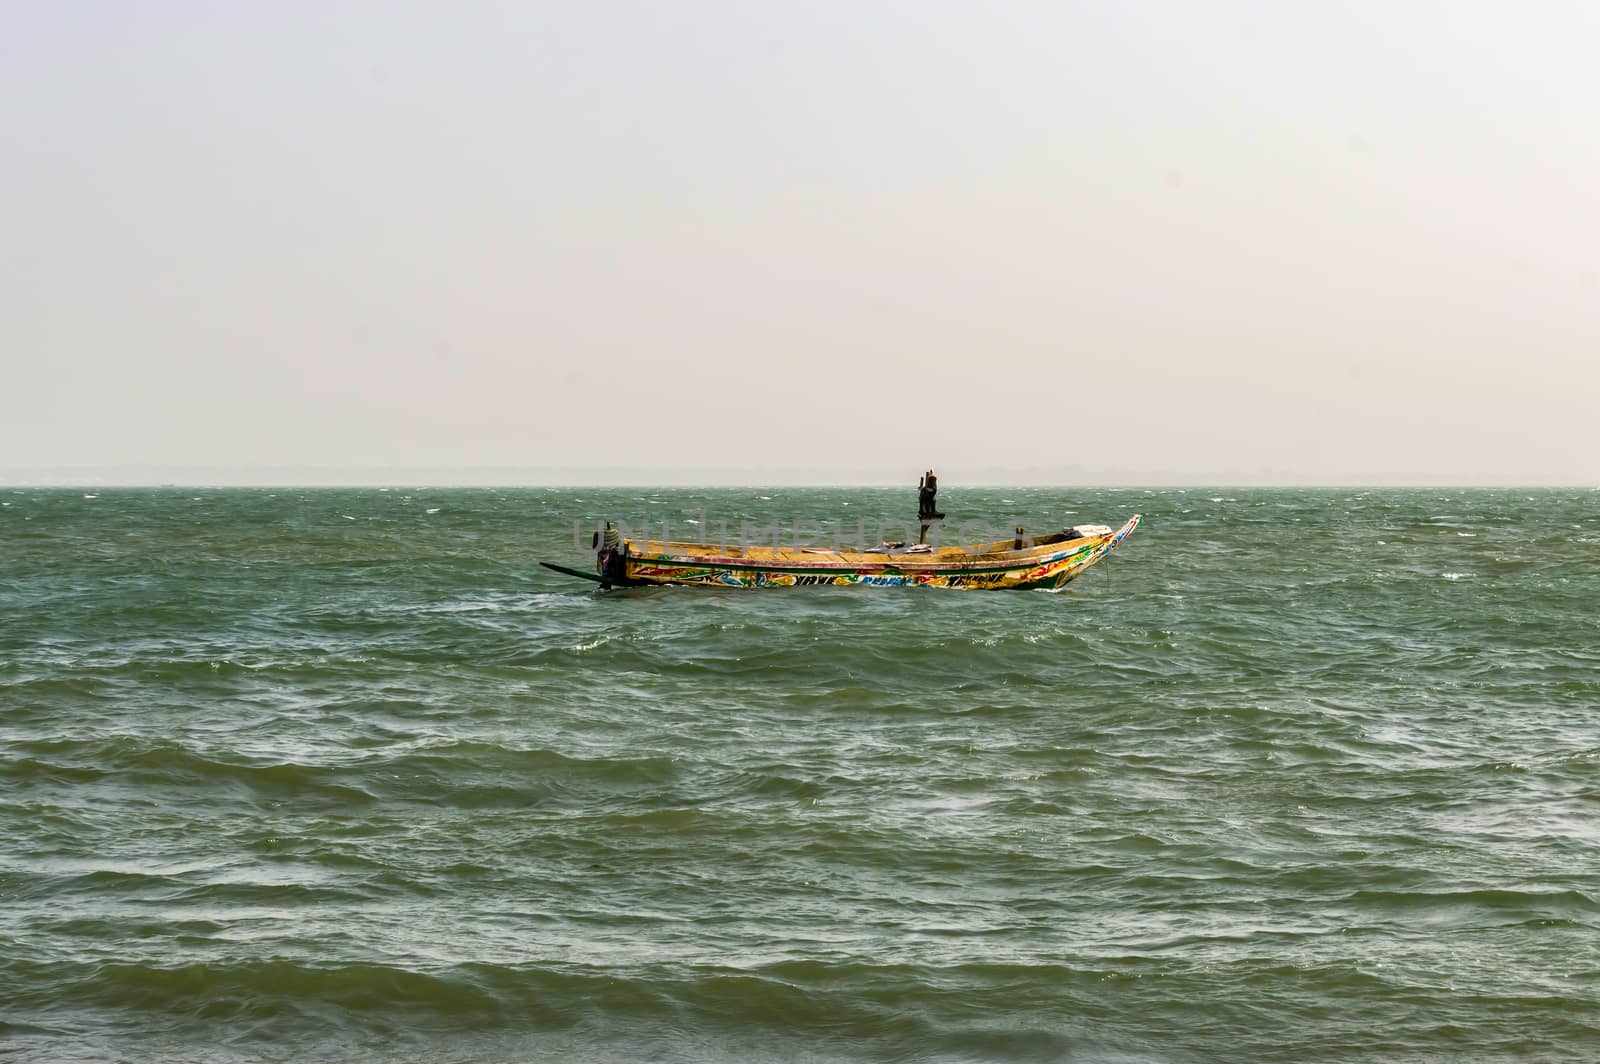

[5,2,1597,484]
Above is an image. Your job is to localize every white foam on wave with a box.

[1443,572,1471,580]
[426,508,441,514]
[411,599,503,615]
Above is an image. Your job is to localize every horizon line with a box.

[3,465,1595,490]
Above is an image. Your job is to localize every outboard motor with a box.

[594,522,628,587]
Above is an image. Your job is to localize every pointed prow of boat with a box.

[540,474,1141,591]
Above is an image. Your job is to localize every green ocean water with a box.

[2,486,1597,1062]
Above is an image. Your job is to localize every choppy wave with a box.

[3,487,1598,1061]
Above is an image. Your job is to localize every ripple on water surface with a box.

[2,487,1599,1062]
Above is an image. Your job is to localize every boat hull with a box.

[612,515,1140,590]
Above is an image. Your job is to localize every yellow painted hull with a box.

[613,515,1140,590]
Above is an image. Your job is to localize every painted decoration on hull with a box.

[617,515,1140,591]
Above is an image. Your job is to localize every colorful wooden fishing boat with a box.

[541,473,1140,591]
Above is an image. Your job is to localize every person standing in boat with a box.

[918,470,944,544]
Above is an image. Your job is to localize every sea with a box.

[2,486,1597,1063]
